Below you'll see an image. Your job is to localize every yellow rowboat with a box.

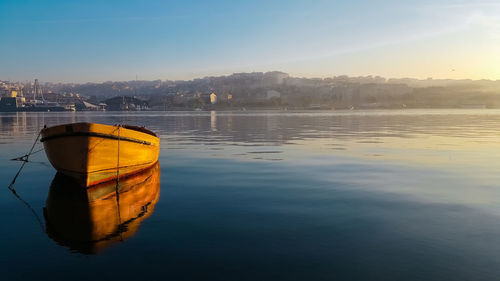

[41,122,160,187]
[44,162,160,254]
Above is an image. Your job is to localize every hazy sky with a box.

[1,0,499,82]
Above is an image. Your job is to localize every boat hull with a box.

[41,122,160,186]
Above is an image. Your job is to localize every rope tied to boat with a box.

[116,124,121,181]
[10,130,43,162]
[7,129,45,231]
[8,130,42,188]
[114,124,124,242]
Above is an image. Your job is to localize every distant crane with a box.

[32,79,45,103]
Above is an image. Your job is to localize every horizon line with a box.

[3,71,500,84]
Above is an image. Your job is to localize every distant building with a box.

[0,97,22,110]
[173,94,187,105]
[75,100,106,111]
[210,93,217,104]
[105,96,149,111]
[266,90,281,99]
[217,93,232,102]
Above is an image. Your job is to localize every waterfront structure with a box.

[0,79,73,112]
[210,93,217,104]
[266,90,281,99]
[104,96,149,111]
[75,100,106,111]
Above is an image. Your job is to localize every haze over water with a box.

[1,110,500,280]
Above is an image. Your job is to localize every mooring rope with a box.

[7,129,45,231]
[10,131,42,162]
[114,125,124,242]
[116,125,121,181]
[8,130,42,187]
[7,179,45,231]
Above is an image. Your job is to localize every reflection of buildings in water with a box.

[266,114,279,135]
[0,112,81,138]
[211,110,217,132]
[0,112,28,136]
[43,162,161,254]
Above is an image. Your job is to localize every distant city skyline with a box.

[1,0,499,83]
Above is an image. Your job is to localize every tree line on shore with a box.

[24,72,500,109]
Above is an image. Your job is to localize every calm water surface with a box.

[1,110,500,281]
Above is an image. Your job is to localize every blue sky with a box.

[1,0,499,82]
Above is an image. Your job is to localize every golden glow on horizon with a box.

[276,31,500,81]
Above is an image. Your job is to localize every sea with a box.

[1,109,500,281]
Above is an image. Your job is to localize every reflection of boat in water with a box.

[43,162,160,254]
[41,122,160,186]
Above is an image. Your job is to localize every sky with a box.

[1,0,499,82]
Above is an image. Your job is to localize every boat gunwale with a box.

[40,131,154,145]
[121,124,157,137]
[41,122,158,136]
